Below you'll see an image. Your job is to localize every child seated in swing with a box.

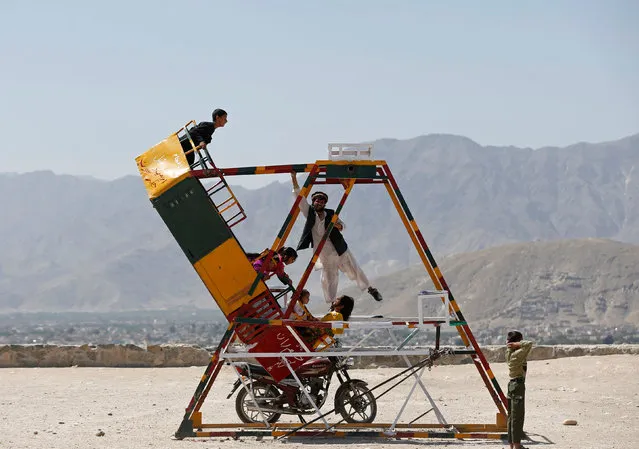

[321,295,354,336]
[293,293,355,344]
[291,289,313,320]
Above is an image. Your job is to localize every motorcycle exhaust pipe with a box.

[226,379,242,399]
[245,405,292,414]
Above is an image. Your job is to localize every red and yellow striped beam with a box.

[176,324,236,439]
[380,163,508,415]
[197,422,505,431]
[192,163,314,178]
[191,160,389,179]
[192,429,507,440]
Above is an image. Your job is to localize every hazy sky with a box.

[1,1,637,188]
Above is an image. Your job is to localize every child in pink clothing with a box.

[250,247,298,286]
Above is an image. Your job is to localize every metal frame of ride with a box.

[136,131,509,441]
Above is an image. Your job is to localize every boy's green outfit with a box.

[506,340,533,445]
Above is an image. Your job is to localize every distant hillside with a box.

[340,238,639,328]
[1,132,639,313]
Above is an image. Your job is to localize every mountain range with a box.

[1,132,638,316]
[341,238,639,328]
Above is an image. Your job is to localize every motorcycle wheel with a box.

[335,382,377,424]
[235,382,282,424]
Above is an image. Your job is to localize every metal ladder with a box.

[181,121,247,228]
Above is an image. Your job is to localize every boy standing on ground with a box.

[505,330,533,449]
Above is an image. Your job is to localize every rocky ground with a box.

[0,354,637,449]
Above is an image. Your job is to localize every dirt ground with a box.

[1,354,637,449]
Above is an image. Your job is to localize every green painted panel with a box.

[151,177,232,264]
[325,164,377,179]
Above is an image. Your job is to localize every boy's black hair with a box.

[507,330,523,343]
[212,108,227,120]
[337,295,355,321]
[278,247,298,260]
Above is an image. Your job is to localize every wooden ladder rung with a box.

[226,213,247,228]
[217,196,234,208]
[219,201,238,215]
[207,180,224,192]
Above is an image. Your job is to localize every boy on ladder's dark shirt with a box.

[180,108,228,166]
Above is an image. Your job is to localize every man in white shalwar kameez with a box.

[291,172,383,304]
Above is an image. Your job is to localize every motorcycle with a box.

[227,356,377,424]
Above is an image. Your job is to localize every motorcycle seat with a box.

[245,363,271,376]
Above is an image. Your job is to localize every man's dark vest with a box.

[296,208,348,256]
